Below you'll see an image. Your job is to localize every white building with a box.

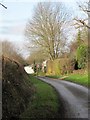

[42,60,47,72]
[24,66,34,74]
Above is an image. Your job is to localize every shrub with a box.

[52,59,61,75]
[46,58,73,75]
[77,44,88,69]
[46,60,53,74]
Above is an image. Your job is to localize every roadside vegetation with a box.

[2,40,63,119]
[2,56,34,119]
[25,2,88,89]
[64,73,88,87]
[2,41,34,119]
[1,1,89,119]
[46,72,88,87]
[20,74,63,119]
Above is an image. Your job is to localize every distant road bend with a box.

[37,77,89,118]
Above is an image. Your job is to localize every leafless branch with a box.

[79,5,90,13]
[74,1,90,29]
[25,2,68,60]
[74,18,90,29]
[0,3,7,9]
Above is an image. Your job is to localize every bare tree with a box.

[26,48,49,64]
[2,40,25,64]
[74,0,90,29]
[25,2,68,60]
[2,40,15,58]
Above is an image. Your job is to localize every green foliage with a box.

[64,73,88,87]
[76,29,82,46]
[77,44,88,69]
[46,71,88,87]
[69,28,88,70]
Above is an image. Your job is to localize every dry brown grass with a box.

[2,56,34,119]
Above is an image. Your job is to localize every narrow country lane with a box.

[37,77,89,118]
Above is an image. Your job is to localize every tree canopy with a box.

[25,2,68,60]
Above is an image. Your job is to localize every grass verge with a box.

[64,73,88,87]
[46,75,60,79]
[45,73,88,87]
[20,74,62,119]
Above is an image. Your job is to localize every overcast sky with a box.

[0,0,88,58]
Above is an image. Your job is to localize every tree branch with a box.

[0,3,7,9]
[74,18,90,29]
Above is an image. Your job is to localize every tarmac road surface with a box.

[37,76,89,118]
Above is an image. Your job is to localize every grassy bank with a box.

[46,75,60,79]
[64,73,88,87]
[20,75,62,119]
[45,73,88,87]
